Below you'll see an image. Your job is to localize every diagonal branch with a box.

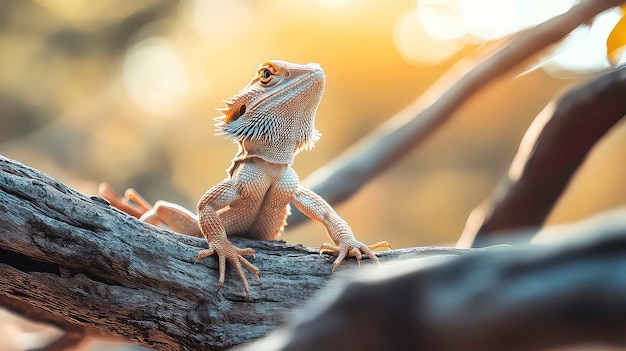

[458,64,626,248]
[0,155,485,350]
[289,0,625,226]
[3,156,626,351]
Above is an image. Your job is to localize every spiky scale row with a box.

[215,68,322,153]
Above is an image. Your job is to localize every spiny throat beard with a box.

[215,65,325,161]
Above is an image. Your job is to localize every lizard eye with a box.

[259,68,273,83]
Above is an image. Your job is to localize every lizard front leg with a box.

[292,186,391,271]
[195,179,260,297]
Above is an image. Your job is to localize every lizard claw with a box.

[319,240,391,272]
[194,238,260,298]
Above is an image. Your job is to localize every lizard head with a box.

[215,60,325,158]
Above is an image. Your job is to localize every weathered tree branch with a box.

[289,0,624,226]
[238,211,626,351]
[0,155,485,350]
[458,64,626,248]
[3,157,626,351]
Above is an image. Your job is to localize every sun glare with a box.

[316,0,352,9]
[456,0,520,41]
[399,0,618,75]
[123,37,191,117]
[460,0,580,41]
[540,8,622,76]
[398,0,581,65]
[395,9,464,64]
[181,0,253,40]
[417,0,465,40]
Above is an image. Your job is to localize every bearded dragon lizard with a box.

[100,60,390,297]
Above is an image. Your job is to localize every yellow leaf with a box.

[606,5,626,65]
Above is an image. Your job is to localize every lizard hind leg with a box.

[98,183,147,219]
[124,188,152,212]
[140,200,203,237]
[99,183,202,237]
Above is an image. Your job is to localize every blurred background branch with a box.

[239,210,626,351]
[288,0,624,226]
[458,64,626,248]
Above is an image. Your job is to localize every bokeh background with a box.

[0,1,625,349]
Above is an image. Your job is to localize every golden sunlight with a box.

[539,8,621,76]
[315,0,352,9]
[459,0,577,41]
[180,0,253,40]
[123,37,191,117]
[395,0,580,65]
[403,0,621,76]
[417,0,465,40]
[394,9,463,64]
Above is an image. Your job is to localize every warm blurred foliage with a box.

[1,0,624,249]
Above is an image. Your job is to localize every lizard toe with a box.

[236,247,256,257]
[194,247,216,263]
[327,239,390,271]
[319,242,339,256]
[197,238,260,298]
[368,241,392,251]
[349,247,362,266]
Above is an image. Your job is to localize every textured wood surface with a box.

[3,155,626,351]
[0,155,483,350]
[239,212,626,351]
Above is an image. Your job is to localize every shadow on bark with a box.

[238,211,626,351]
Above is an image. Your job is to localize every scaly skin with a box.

[100,60,390,297]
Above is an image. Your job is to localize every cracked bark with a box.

[2,157,626,351]
[1,3,624,348]
[0,155,484,350]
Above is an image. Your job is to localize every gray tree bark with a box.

[0,155,483,350]
[2,156,626,351]
[238,211,626,351]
